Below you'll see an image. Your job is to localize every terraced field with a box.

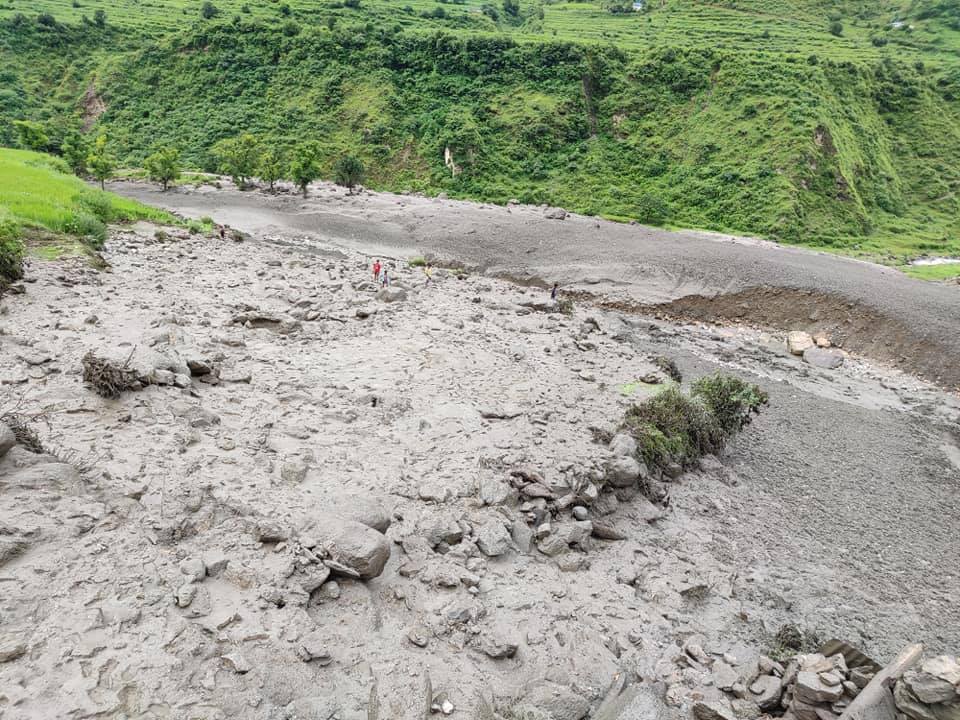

[3,0,959,64]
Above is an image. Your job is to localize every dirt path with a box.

[112,181,960,389]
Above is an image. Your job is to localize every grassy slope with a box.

[0,148,174,280]
[1,0,959,265]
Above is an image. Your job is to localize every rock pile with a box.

[895,655,960,720]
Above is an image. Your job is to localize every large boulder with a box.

[376,287,407,303]
[607,455,645,488]
[309,518,391,580]
[787,331,814,356]
[522,682,589,720]
[803,346,845,370]
[475,519,513,557]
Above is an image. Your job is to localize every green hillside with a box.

[2,0,960,263]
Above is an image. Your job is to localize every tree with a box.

[289,142,322,198]
[211,133,260,187]
[87,134,115,190]
[502,0,519,16]
[13,120,49,152]
[93,8,106,26]
[334,155,365,194]
[258,147,286,192]
[829,20,843,36]
[144,147,181,191]
[201,1,220,19]
[62,132,90,176]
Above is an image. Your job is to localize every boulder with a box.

[795,671,843,704]
[692,700,736,720]
[311,518,391,580]
[0,423,15,458]
[0,638,27,664]
[750,675,783,710]
[327,495,392,534]
[787,331,814,355]
[803,347,845,370]
[903,668,958,705]
[607,455,645,488]
[475,520,513,557]
[478,476,513,506]
[543,207,568,220]
[609,432,637,458]
[478,626,520,659]
[376,287,407,303]
[921,655,960,686]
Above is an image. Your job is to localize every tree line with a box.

[12,122,366,197]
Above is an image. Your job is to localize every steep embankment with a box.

[2,14,960,259]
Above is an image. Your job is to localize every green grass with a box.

[0,148,176,280]
[902,261,960,280]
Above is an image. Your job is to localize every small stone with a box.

[475,520,512,557]
[281,460,309,484]
[478,628,520,659]
[750,675,782,710]
[297,631,333,665]
[407,627,429,648]
[819,671,843,687]
[173,373,191,388]
[713,661,739,691]
[692,700,736,720]
[441,699,454,715]
[202,551,229,577]
[803,347,844,370]
[572,506,589,521]
[787,331,814,355]
[175,583,197,608]
[0,639,27,663]
[222,651,251,674]
[795,671,843,704]
[179,557,206,582]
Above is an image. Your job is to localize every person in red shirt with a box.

[373,259,381,282]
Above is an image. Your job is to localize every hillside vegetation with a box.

[0,148,174,284]
[1,0,960,263]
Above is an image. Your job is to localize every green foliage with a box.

[201,2,220,20]
[258,147,286,190]
[61,132,90,176]
[212,133,260,187]
[144,146,181,190]
[0,217,24,286]
[13,120,50,152]
[829,20,843,36]
[289,141,322,197]
[334,154,365,193]
[0,148,175,259]
[1,5,960,264]
[87,134,115,190]
[621,374,766,471]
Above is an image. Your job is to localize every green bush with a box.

[0,218,24,285]
[621,374,767,471]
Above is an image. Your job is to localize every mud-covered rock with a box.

[311,518,390,579]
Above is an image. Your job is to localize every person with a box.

[373,259,381,283]
[219,225,226,241]
[381,267,389,287]
[424,263,433,286]
[550,282,559,301]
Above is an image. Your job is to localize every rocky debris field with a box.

[1,217,960,720]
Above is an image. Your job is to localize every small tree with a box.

[62,132,90,176]
[144,147,181,191]
[334,154,365,194]
[258,147,286,191]
[211,133,260,187]
[829,20,843,36]
[13,120,49,152]
[290,142,322,198]
[201,1,220,19]
[502,0,519,16]
[93,8,106,26]
[87,134,115,190]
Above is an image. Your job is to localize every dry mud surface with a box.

[1,185,959,720]
[114,181,960,389]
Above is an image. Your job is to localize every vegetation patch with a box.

[621,373,767,472]
[0,148,176,264]
[81,351,141,398]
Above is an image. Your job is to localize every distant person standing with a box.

[373,259,382,283]
[219,225,226,241]
[550,282,559,301]
[381,267,389,287]
[424,263,433,286]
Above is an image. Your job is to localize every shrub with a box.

[690,373,768,435]
[334,154,365,193]
[201,1,219,19]
[652,355,682,383]
[829,21,843,36]
[0,219,25,286]
[620,374,766,471]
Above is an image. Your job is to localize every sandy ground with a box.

[112,181,960,389]
[1,187,959,720]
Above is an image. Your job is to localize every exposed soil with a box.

[1,184,959,720]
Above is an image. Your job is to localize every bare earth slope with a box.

[113,181,960,389]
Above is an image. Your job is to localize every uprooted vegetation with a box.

[621,373,767,473]
[81,350,142,398]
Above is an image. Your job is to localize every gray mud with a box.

[1,185,959,720]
